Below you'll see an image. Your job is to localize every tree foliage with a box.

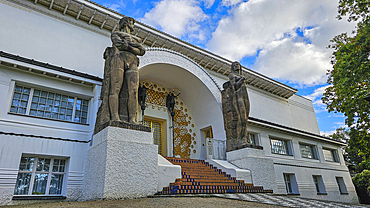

[330,128,368,173]
[323,0,370,171]
[353,170,370,204]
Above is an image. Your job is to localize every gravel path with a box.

[4,197,283,208]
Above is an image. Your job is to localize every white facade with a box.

[0,0,358,205]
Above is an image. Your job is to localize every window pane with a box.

[11,86,29,114]
[30,110,37,116]
[18,108,26,114]
[49,174,64,195]
[323,149,334,161]
[10,107,18,113]
[14,173,32,195]
[36,158,50,172]
[33,90,40,96]
[41,91,48,97]
[248,133,256,145]
[23,88,31,94]
[300,144,314,158]
[12,99,20,107]
[19,157,34,171]
[13,92,21,99]
[32,173,48,195]
[271,139,288,154]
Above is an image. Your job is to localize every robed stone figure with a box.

[222,61,251,152]
[95,16,145,134]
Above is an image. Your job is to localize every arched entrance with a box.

[138,48,225,159]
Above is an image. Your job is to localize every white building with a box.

[0,0,359,205]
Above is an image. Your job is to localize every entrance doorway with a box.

[144,119,163,155]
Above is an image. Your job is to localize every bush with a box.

[353,170,370,204]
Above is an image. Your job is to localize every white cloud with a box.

[104,0,125,12]
[304,85,329,101]
[254,40,331,86]
[221,0,244,7]
[303,85,329,113]
[320,130,336,136]
[207,0,357,86]
[140,0,208,38]
[202,0,215,8]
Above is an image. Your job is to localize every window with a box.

[271,138,291,155]
[10,85,89,124]
[283,174,298,194]
[323,148,338,162]
[300,144,317,159]
[14,157,67,196]
[336,177,348,194]
[284,174,293,194]
[205,128,213,139]
[313,175,326,194]
[248,133,258,146]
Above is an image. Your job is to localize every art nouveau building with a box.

[0,0,359,204]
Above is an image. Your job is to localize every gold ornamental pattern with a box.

[144,83,196,158]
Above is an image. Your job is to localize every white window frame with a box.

[9,85,90,124]
[270,137,292,155]
[14,157,67,196]
[299,143,318,159]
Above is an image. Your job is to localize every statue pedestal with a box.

[227,147,277,192]
[83,124,158,200]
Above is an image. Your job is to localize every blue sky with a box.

[95,0,357,135]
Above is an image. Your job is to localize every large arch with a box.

[138,48,225,159]
[139,48,222,106]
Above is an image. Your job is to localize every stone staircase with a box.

[156,157,273,195]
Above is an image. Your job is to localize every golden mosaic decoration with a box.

[144,83,196,158]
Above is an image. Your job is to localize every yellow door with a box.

[143,119,163,155]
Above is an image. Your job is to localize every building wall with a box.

[247,124,358,203]
[0,1,110,77]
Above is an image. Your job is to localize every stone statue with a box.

[222,61,251,151]
[95,16,146,134]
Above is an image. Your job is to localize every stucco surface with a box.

[227,148,277,192]
[0,187,13,205]
[83,127,158,200]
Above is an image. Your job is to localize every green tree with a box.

[330,128,367,173]
[322,0,370,170]
[353,170,370,204]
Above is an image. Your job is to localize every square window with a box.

[271,138,291,155]
[323,149,338,162]
[300,144,317,159]
[14,157,67,196]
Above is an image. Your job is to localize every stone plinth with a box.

[83,126,158,200]
[227,147,277,192]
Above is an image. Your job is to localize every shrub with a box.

[353,170,370,204]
